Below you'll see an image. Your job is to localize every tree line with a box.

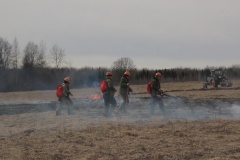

[1,65,240,92]
[1,37,240,92]
[0,37,67,70]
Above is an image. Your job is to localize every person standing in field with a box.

[150,72,166,115]
[56,76,75,116]
[119,71,133,114]
[103,72,117,117]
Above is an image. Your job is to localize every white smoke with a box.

[230,104,240,115]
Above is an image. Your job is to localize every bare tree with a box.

[37,40,47,68]
[111,57,136,81]
[112,57,136,71]
[11,37,20,69]
[0,37,12,69]
[49,44,66,68]
[22,41,47,69]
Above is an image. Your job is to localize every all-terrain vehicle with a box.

[203,69,232,89]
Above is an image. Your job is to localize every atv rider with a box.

[119,71,133,114]
[103,72,117,117]
[150,72,166,115]
[56,76,74,116]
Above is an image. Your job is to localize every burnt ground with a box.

[1,94,240,119]
[1,83,240,160]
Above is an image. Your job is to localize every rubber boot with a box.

[56,110,61,116]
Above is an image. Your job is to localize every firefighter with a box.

[119,71,133,114]
[103,72,117,117]
[150,72,166,115]
[56,76,74,116]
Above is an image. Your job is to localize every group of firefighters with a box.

[56,71,166,117]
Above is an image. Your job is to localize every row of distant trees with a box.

[0,37,66,70]
[1,58,240,92]
[1,36,240,92]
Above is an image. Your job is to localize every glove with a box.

[158,89,163,94]
[128,87,133,93]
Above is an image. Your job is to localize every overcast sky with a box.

[1,0,240,69]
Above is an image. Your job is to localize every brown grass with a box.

[1,80,240,159]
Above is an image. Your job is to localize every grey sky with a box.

[1,0,240,69]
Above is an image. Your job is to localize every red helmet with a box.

[106,72,112,76]
[155,72,161,77]
[64,76,71,83]
[124,71,130,76]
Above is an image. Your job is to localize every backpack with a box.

[56,83,64,98]
[100,80,108,93]
[146,82,152,94]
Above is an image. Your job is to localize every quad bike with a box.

[203,69,233,89]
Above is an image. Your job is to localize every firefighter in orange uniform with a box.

[56,76,74,116]
[103,72,117,117]
[150,72,166,115]
[119,71,133,114]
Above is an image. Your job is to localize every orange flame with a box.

[90,94,102,100]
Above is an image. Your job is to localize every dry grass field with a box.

[1,80,240,160]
